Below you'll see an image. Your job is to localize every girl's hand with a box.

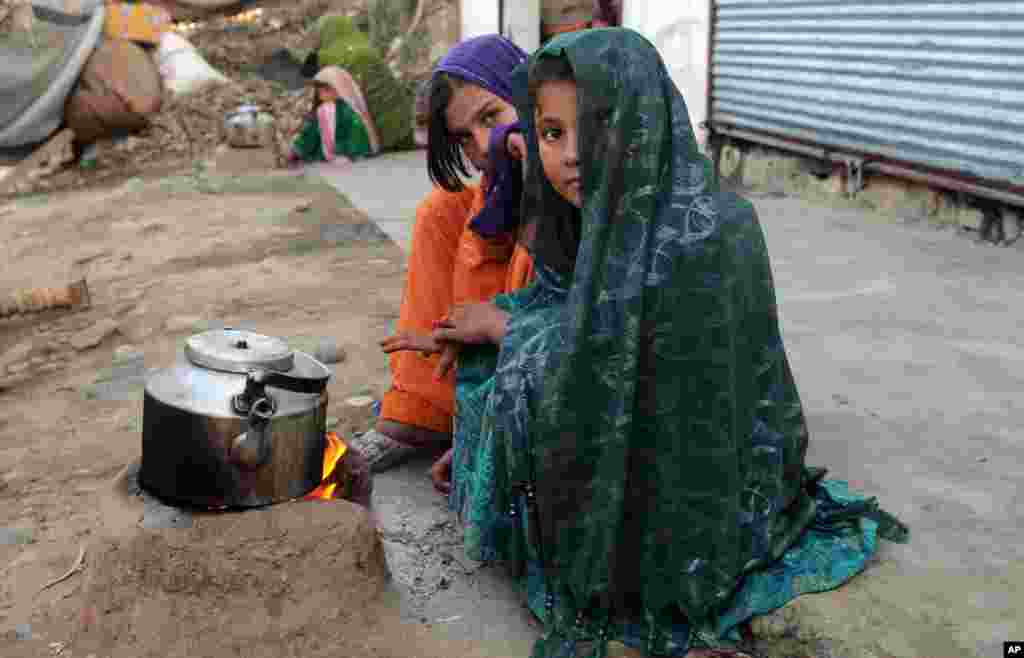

[432,303,509,346]
[506,132,527,161]
[434,342,461,380]
[379,332,458,380]
[430,448,453,494]
[379,331,441,354]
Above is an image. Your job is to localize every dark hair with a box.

[426,73,472,192]
[308,81,329,119]
[528,55,575,102]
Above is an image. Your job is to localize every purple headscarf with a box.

[434,34,527,108]
[433,35,528,238]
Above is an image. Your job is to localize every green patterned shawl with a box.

[514,28,817,637]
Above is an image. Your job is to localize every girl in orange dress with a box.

[352,35,534,472]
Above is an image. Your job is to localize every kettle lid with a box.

[184,328,294,374]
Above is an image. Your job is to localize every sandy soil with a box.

[0,161,514,657]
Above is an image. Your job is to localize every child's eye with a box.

[541,128,562,142]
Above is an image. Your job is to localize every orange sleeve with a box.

[381,183,535,433]
[380,185,476,433]
[505,243,535,293]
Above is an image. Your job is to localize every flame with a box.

[305,432,347,501]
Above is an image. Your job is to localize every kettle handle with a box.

[259,369,329,395]
[232,368,328,415]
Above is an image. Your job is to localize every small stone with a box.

[345,395,376,408]
[0,527,34,545]
[312,339,345,365]
[163,315,205,334]
[14,623,32,640]
[289,336,346,365]
[1004,208,1022,243]
[29,356,45,366]
[115,136,142,152]
[114,345,143,363]
[70,319,120,351]
[957,208,984,232]
[718,144,743,179]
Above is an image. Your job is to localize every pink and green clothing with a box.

[290,66,381,163]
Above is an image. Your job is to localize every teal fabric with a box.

[449,27,908,658]
[451,272,907,656]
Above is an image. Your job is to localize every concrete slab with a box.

[321,153,1023,658]
[309,151,438,252]
[372,456,537,653]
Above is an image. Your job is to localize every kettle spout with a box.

[229,397,275,469]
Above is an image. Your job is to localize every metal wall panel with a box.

[709,0,1024,187]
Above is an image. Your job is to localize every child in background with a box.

[288,66,381,165]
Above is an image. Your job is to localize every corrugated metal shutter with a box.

[709,1,1024,187]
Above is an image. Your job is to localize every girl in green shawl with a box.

[287,66,381,165]
[393,28,908,658]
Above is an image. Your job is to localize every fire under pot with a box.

[139,328,346,508]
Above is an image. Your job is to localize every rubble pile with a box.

[9,78,309,197]
[183,0,350,76]
[2,0,454,199]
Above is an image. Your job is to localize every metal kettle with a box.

[139,328,331,508]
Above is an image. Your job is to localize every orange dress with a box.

[381,182,534,434]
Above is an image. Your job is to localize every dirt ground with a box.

[0,161,518,657]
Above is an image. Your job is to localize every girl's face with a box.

[317,84,338,104]
[535,79,581,208]
[445,83,517,172]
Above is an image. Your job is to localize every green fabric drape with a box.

[290,100,373,163]
[449,28,908,658]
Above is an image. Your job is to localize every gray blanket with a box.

[0,1,105,149]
